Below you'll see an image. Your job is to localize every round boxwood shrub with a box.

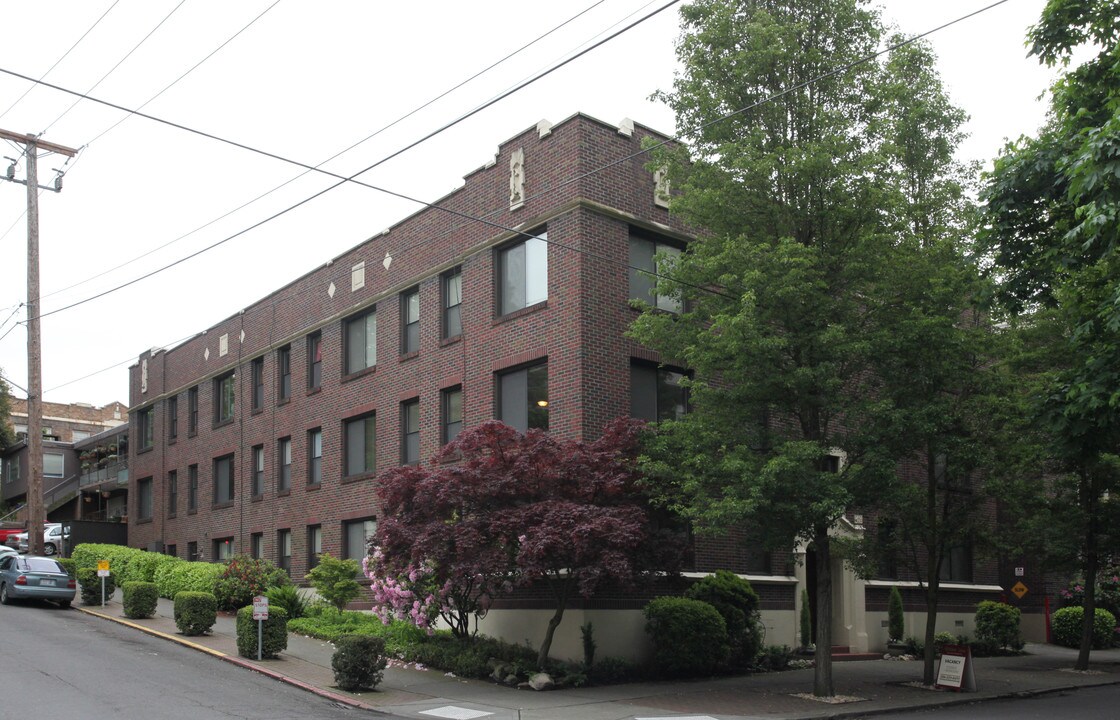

[644,596,728,677]
[77,567,116,605]
[236,604,288,659]
[122,581,158,619]
[685,570,763,668]
[174,591,218,635]
[1052,606,1117,649]
[331,634,388,691]
[975,600,1024,651]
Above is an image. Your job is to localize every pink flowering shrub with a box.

[1060,567,1120,622]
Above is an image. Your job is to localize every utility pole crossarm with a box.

[0,129,77,157]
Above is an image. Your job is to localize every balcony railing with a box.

[80,459,129,488]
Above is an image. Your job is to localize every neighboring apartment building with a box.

[125,114,1005,660]
[8,398,127,442]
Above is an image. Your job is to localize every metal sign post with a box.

[252,595,269,661]
[97,560,110,607]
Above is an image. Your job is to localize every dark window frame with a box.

[213,371,235,426]
[251,356,265,411]
[496,230,548,316]
[188,386,199,436]
[629,361,689,423]
[343,412,376,478]
[187,464,199,513]
[496,361,549,432]
[343,517,376,562]
[307,332,322,391]
[251,444,265,498]
[168,396,178,442]
[137,406,154,450]
[213,454,234,506]
[441,386,463,446]
[277,345,292,402]
[278,437,292,493]
[307,524,322,570]
[401,287,420,354]
[308,428,322,486]
[343,307,378,375]
[401,399,420,465]
[442,267,463,339]
[137,477,153,521]
[277,529,292,575]
[168,470,178,518]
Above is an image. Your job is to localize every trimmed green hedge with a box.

[174,591,218,635]
[975,600,1024,651]
[236,605,288,659]
[155,559,225,599]
[122,581,158,619]
[72,544,148,583]
[1053,606,1116,649]
[332,635,387,691]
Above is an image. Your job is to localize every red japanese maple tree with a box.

[373,418,685,667]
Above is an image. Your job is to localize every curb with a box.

[74,605,379,713]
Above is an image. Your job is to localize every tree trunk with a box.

[1076,475,1097,672]
[812,526,834,697]
[922,575,941,685]
[537,577,571,670]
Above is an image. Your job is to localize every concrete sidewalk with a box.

[75,594,1120,720]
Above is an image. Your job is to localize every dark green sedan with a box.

[0,555,75,607]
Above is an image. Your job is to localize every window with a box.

[442,386,463,445]
[278,345,292,401]
[168,470,178,518]
[629,232,682,312]
[630,362,688,422]
[168,396,178,441]
[250,533,264,560]
[214,371,235,424]
[308,429,322,485]
[344,308,377,374]
[343,518,376,562]
[498,362,548,432]
[307,332,322,391]
[940,541,973,583]
[401,287,420,354]
[251,357,264,410]
[278,437,292,492]
[308,525,322,570]
[277,529,291,575]
[138,406,154,450]
[251,445,265,498]
[72,430,91,442]
[188,386,199,435]
[166,544,177,558]
[344,413,376,477]
[401,400,420,464]
[188,464,198,512]
[443,267,462,338]
[213,454,234,505]
[137,478,153,521]
[213,537,234,562]
[187,541,199,562]
[43,453,64,478]
[3,457,18,484]
[498,232,548,315]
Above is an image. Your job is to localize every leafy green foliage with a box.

[55,557,76,577]
[974,601,1024,651]
[289,609,427,653]
[72,544,146,583]
[331,635,387,691]
[122,581,158,619]
[154,560,224,600]
[685,570,763,667]
[76,567,115,605]
[644,596,728,677]
[173,591,217,635]
[305,554,361,613]
[1052,606,1116,649]
[888,587,905,642]
[236,605,288,659]
[213,555,288,611]
[754,645,793,672]
[265,584,308,619]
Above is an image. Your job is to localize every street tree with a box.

[633,0,982,696]
[979,0,1120,671]
[373,419,684,669]
[0,372,14,451]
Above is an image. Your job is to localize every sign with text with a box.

[1012,581,1029,599]
[936,644,976,692]
[252,595,269,620]
[96,560,110,578]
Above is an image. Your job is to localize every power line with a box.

[37,0,608,303]
[0,0,122,123]
[42,0,190,135]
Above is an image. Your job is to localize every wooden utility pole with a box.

[0,129,77,556]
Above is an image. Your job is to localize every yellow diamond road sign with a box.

[1011,581,1028,599]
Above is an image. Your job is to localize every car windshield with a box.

[22,558,65,573]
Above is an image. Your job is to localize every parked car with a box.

[0,546,17,560]
[0,527,24,549]
[16,524,68,556]
[0,554,75,607]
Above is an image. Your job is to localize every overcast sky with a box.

[0,0,1065,409]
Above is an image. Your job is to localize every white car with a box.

[17,524,68,556]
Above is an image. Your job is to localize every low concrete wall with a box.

[865,610,979,651]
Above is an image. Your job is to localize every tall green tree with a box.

[980,0,1120,671]
[0,372,14,451]
[633,0,979,696]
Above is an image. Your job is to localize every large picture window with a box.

[629,232,682,313]
[344,308,377,374]
[498,232,547,315]
[343,518,377,562]
[497,362,548,432]
[630,362,688,422]
[344,413,376,477]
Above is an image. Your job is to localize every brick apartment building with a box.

[125,114,1005,660]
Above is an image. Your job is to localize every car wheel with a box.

[0,583,9,605]
[43,543,56,556]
